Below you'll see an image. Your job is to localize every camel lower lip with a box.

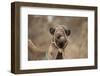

[58,43,65,48]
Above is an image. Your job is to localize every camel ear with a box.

[49,27,55,35]
[65,30,71,36]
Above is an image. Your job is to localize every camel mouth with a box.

[58,42,65,48]
[56,41,66,49]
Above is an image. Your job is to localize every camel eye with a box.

[49,27,55,35]
[65,30,71,36]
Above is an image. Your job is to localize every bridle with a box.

[51,26,68,53]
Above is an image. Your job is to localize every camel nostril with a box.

[57,35,61,39]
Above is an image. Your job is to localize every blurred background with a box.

[28,15,88,60]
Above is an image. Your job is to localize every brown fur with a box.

[47,25,70,59]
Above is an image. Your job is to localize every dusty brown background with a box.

[28,15,88,60]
